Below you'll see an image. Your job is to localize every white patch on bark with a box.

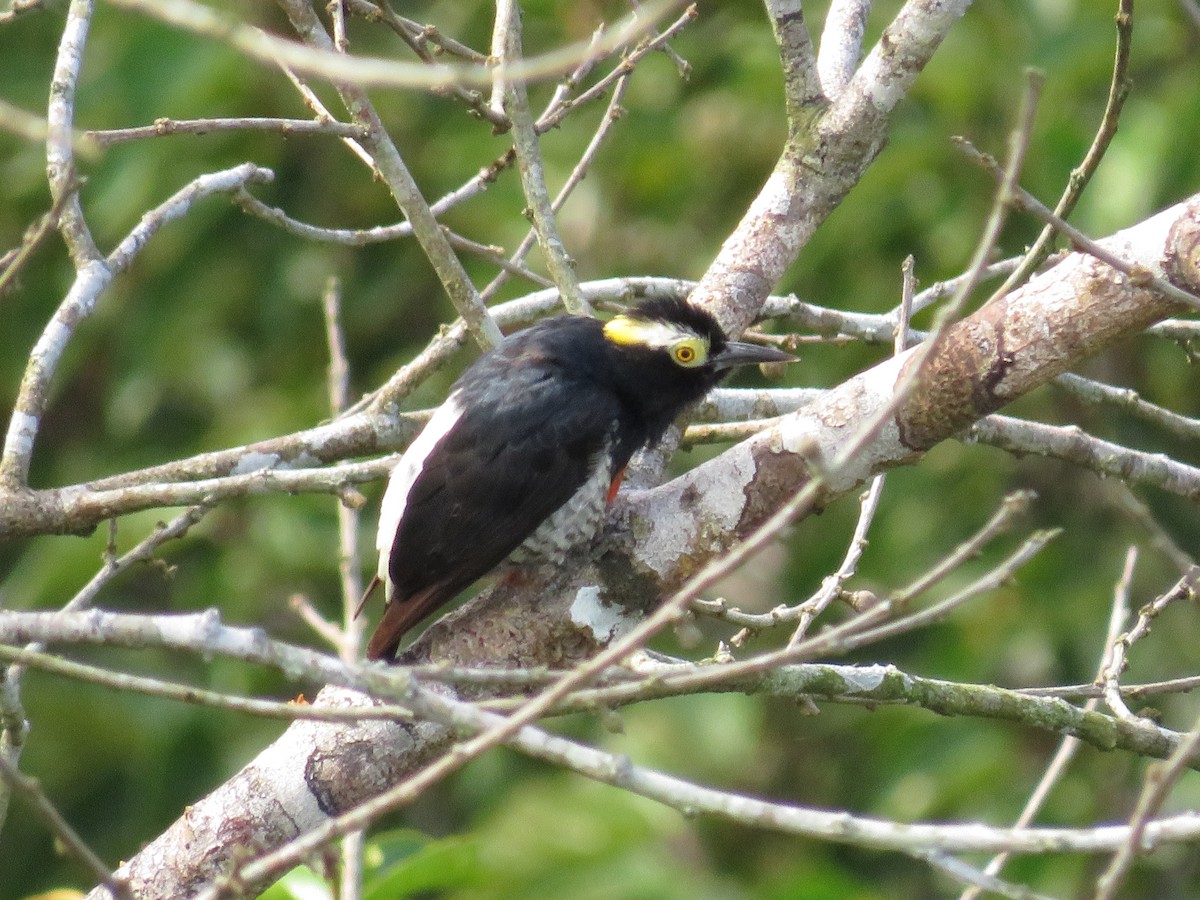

[569,584,628,642]
[837,664,900,693]
[232,451,283,475]
[635,445,758,578]
[243,729,327,826]
[3,411,38,460]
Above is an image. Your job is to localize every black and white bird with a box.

[364,297,794,660]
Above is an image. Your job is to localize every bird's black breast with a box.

[387,317,630,601]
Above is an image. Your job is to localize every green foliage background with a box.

[2,1,1199,897]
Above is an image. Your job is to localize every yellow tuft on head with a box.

[603,315,710,368]
[602,315,649,346]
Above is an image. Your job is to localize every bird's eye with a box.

[671,340,706,368]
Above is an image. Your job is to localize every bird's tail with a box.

[354,575,381,620]
[365,583,447,661]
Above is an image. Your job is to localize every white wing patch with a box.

[375,393,465,598]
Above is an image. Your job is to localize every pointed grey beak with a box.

[712,340,797,371]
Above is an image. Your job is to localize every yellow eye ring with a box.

[671,340,706,367]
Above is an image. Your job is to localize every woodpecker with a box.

[365,297,794,660]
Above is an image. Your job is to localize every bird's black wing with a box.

[372,348,622,657]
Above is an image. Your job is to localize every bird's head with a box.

[603,297,793,381]
[600,297,795,426]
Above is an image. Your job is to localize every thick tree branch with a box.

[691,0,972,336]
[592,197,1200,613]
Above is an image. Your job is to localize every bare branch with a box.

[990,0,1133,299]
[1055,372,1200,444]
[85,116,367,146]
[1180,0,1200,32]
[693,0,972,335]
[277,0,503,349]
[1096,708,1200,900]
[816,0,869,99]
[107,0,682,91]
[764,0,823,118]
[3,605,1194,897]
[0,755,127,897]
[0,164,273,490]
[492,0,589,315]
[968,415,1200,502]
[46,0,100,265]
[0,0,45,25]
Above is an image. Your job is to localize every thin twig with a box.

[680,416,787,449]
[1110,485,1197,575]
[321,277,365,659]
[804,529,1060,658]
[989,0,1133,300]
[783,474,884,647]
[277,0,503,349]
[631,0,690,76]
[288,594,344,651]
[957,137,1200,313]
[277,61,377,171]
[1055,372,1200,444]
[1101,566,1200,722]
[0,643,408,723]
[919,848,1056,900]
[329,0,347,53]
[1095,707,1200,900]
[959,546,1137,900]
[0,184,78,299]
[351,2,488,63]
[85,116,367,146]
[344,0,506,127]
[0,755,129,897]
[533,6,698,134]
[321,273,367,900]
[69,506,212,614]
[110,0,683,90]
